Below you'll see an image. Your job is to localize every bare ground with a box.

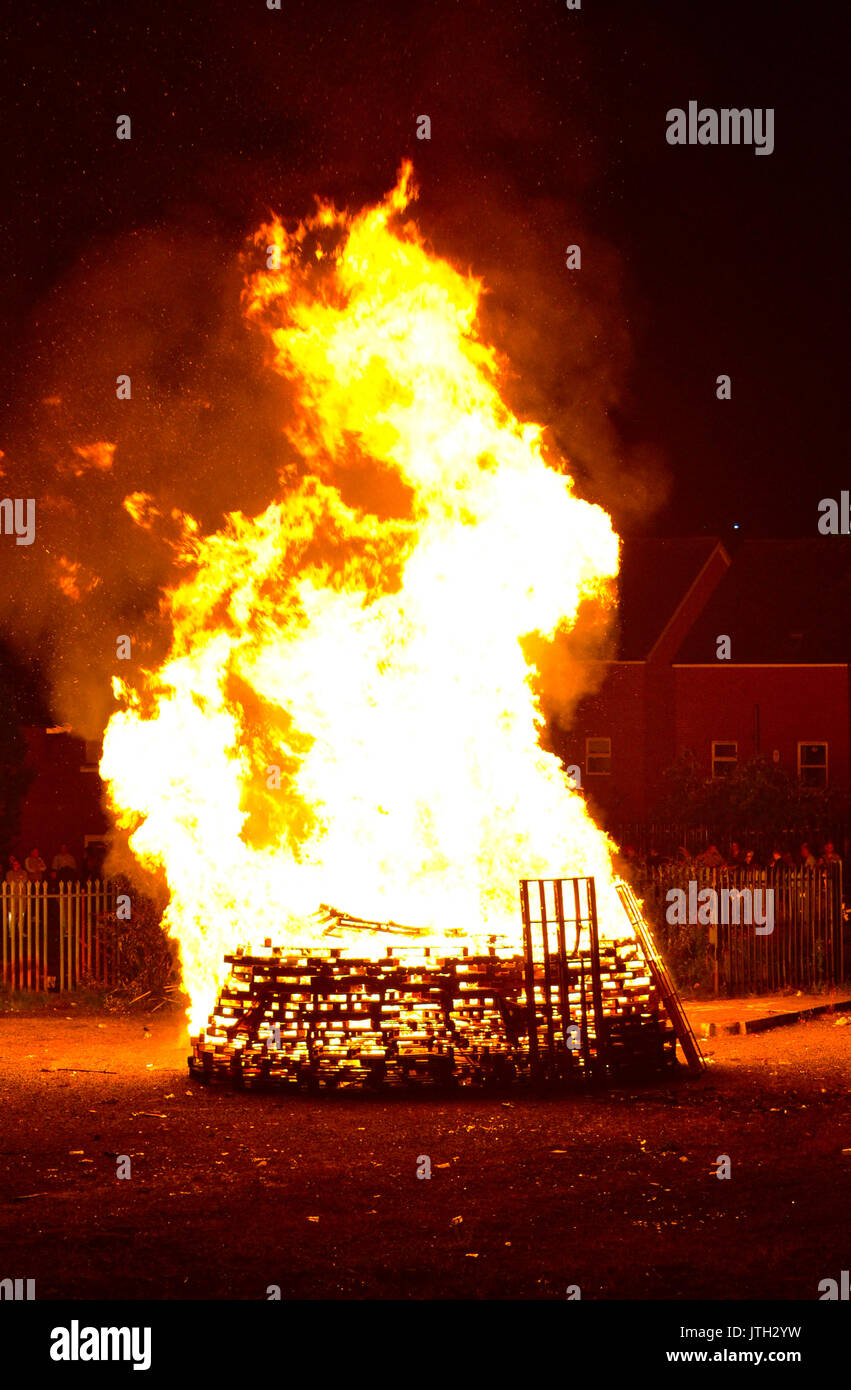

[1,1003,849,1300]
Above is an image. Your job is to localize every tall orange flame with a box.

[101,163,622,1030]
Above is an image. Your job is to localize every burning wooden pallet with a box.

[188,876,696,1090]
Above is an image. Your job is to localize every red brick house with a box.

[551,538,851,830]
[7,537,851,867]
[12,727,109,874]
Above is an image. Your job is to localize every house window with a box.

[586,737,611,775]
[81,740,102,773]
[798,742,828,788]
[712,741,737,778]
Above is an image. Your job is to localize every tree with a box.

[657,752,845,846]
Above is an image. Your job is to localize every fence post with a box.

[15,886,23,991]
[74,883,80,987]
[64,882,70,989]
[34,882,41,990]
[95,879,102,982]
[840,861,845,983]
[85,879,92,981]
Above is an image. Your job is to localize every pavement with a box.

[2,1007,850,1299]
[684,990,851,1038]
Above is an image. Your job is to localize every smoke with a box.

[0,0,675,768]
[0,165,666,779]
[415,181,669,725]
[0,225,300,735]
[422,182,670,532]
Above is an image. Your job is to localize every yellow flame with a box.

[101,163,622,1030]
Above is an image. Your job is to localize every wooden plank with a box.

[615,879,705,1075]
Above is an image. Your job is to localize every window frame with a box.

[80,739,103,774]
[797,740,828,788]
[711,740,738,779]
[585,736,611,776]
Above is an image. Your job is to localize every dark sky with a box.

[0,0,846,544]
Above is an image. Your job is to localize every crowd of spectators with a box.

[4,844,105,889]
[620,839,843,872]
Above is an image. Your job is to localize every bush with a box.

[94,878,182,1010]
[657,752,846,847]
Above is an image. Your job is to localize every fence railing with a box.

[627,863,846,995]
[1,880,119,992]
[3,867,847,999]
[613,820,851,863]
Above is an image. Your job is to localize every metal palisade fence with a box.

[2,869,846,998]
[614,820,851,863]
[630,863,846,995]
[1,880,120,991]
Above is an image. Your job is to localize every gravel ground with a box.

[1,1003,849,1300]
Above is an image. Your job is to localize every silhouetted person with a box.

[52,844,77,881]
[5,856,27,887]
[767,847,785,873]
[799,842,817,869]
[83,846,102,880]
[4,858,28,962]
[24,847,46,883]
[696,843,725,868]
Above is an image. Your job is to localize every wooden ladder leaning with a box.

[615,878,706,1075]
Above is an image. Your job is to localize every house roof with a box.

[615,537,724,659]
[673,539,851,663]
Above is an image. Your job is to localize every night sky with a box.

[0,0,846,546]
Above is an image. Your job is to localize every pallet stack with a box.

[188,932,678,1090]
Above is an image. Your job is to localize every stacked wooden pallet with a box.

[528,938,674,1078]
[188,934,677,1090]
